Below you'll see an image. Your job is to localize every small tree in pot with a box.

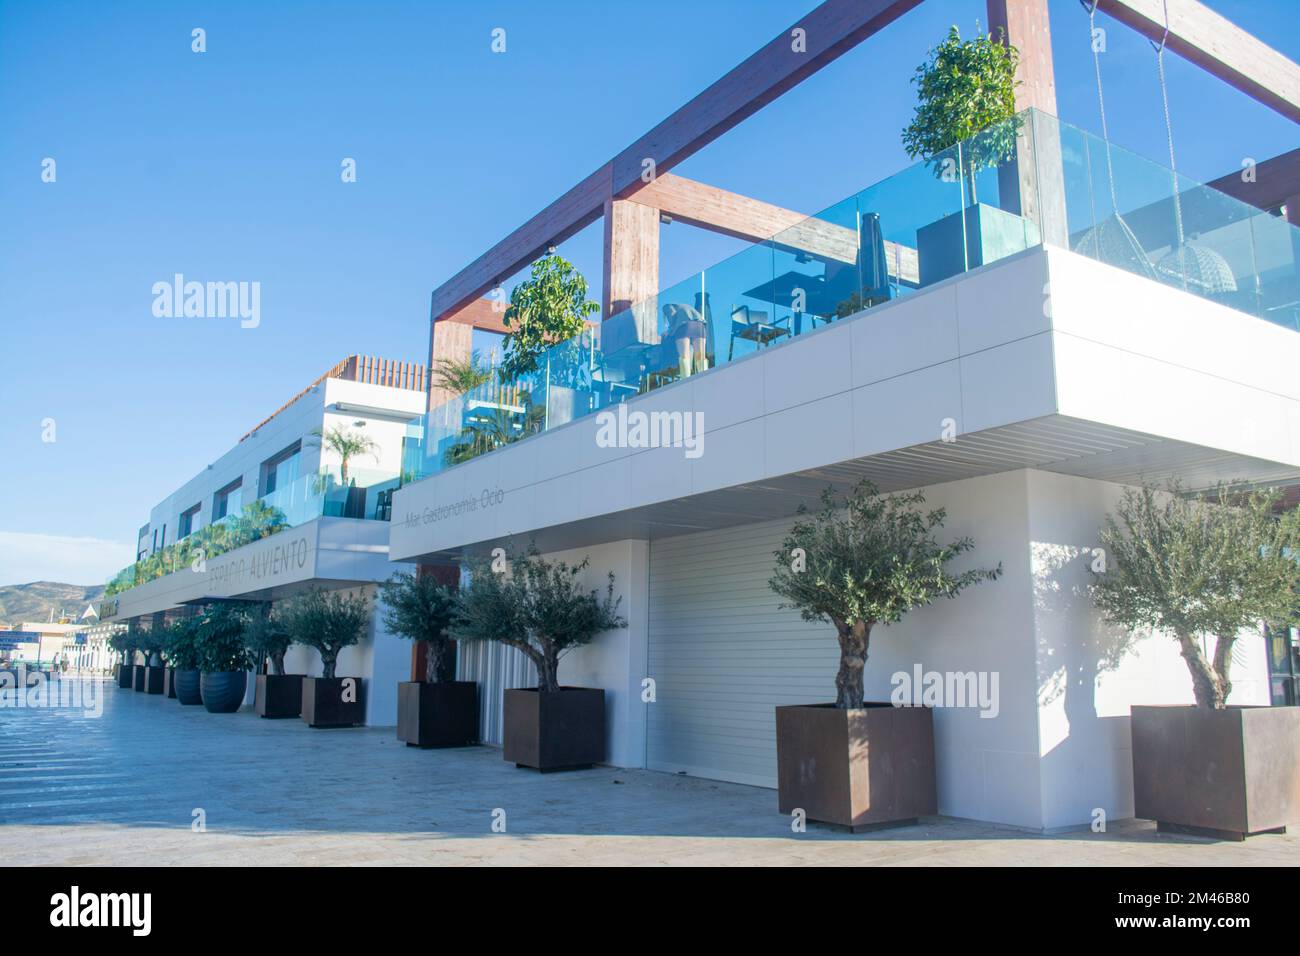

[1091,482,1300,838]
[195,602,254,714]
[280,587,370,727]
[109,630,138,689]
[768,480,1001,829]
[134,630,167,695]
[453,545,625,771]
[382,570,478,747]
[164,617,204,705]
[246,607,303,719]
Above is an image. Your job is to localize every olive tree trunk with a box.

[320,649,337,680]
[832,618,872,709]
[270,651,285,677]
[424,638,455,684]
[1175,630,1229,709]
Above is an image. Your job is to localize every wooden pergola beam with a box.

[427,0,923,321]
[1205,148,1300,212]
[1093,0,1300,125]
[625,172,919,284]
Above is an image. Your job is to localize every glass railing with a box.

[400,107,1298,481]
[105,466,401,597]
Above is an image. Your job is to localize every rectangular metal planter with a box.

[1131,704,1300,840]
[397,681,479,748]
[255,674,304,719]
[301,676,364,728]
[132,664,147,692]
[142,665,165,695]
[503,687,605,772]
[164,667,176,699]
[117,664,133,689]
[775,702,937,831]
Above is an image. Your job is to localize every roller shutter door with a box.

[646,518,838,787]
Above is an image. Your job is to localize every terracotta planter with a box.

[397,681,478,748]
[164,667,177,699]
[173,669,203,706]
[200,671,247,713]
[775,702,937,831]
[117,664,133,689]
[255,674,304,719]
[1131,704,1300,840]
[142,665,165,695]
[132,664,147,692]
[301,676,364,728]
[503,687,604,772]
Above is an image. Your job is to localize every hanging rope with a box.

[1151,1,1188,286]
[1083,0,1120,213]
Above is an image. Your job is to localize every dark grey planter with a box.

[255,674,304,718]
[503,687,604,772]
[775,702,937,831]
[142,665,165,695]
[916,202,1040,286]
[1132,704,1300,840]
[132,664,147,692]
[301,676,364,728]
[117,663,133,689]
[201,671,247,713]
[164,667,177,699]
[397,681,479,748]
[174,669,203,706]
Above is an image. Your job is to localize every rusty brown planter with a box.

[255,674,304,719]
[503,687,604,772]
[775,703,937,831]
[397,681,479,747]
[301,676,364,728]
[1131,704,1300,840]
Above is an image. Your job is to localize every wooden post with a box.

[988,0,1068,247]
[602,197,660,319]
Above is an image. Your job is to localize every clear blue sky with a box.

[1,0,1296,585]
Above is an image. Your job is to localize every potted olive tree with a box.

[136,630,166,695]
[1092,483,1300,840]
[247,607,303,719]
[168,616,204,706]
[383,570,478,747]
[452,546,624,772]
[281,588,370,728]
[902,25,1032,285]
[195,602,255,714]
[109,630,138,689]
[768,481,1001,830]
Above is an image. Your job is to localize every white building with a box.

[104,355,426,725]
[389,94,1300,830]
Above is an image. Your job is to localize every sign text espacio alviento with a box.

[203,533,311,593]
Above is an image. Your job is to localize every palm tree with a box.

[432,350,492,395]
[308,425,378,485]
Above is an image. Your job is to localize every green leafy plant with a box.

[380,571,458,682]
[160,617,203,671]
[194,603,256,673]
[244,607,294,676]
[499,254,598,382]
[109,629,139,669]
[901,25,1021,202]
[1091,482,1300,709]
[308,425,378,485]
[432,350,493,395]
[769,480,1002,709]
[452,545,625,693]
[279,588,370,679]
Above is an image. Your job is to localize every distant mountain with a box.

[0,581,105,625]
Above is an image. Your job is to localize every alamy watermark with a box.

[0,667,103,718]
[594,404,704,459]
[152,273,260,328]
[891,664,999,718]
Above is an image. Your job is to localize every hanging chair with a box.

[1078,2,1156,279]
[1148,0,1238,297]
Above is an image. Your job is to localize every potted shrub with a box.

[280,588,369,728]
[452,546,625,772]
[247,607,303,718]
[1092,483,1300,840]
[382,570,478,748]
[109,630,138,689]
[902,26,1033,285]
[167,616,204,705]
[156,622,182,699]
[195,603,254,714]
[768,481,1001,830]
[135,632,166,695]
